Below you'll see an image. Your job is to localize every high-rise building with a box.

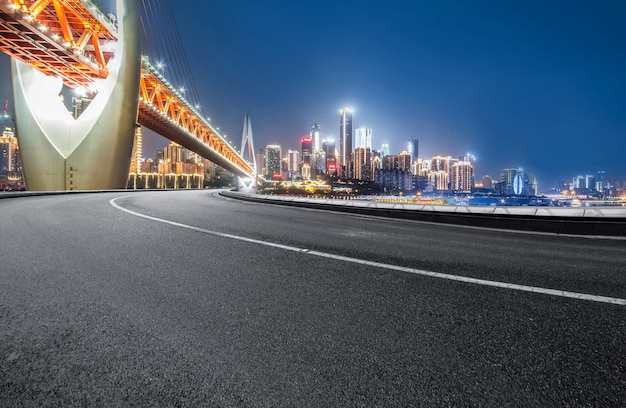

[451,161,474,193]
[459,153,476,177]
[301,136,312,168]
[573,175,596,190]
[380,144,390,157]
[501,168,520,195]
[354,146,371,181]
[355,128,372,150]
[1,127,19,173]
[301,164,311,180]
[429,171,449,191]
[256,148,265,177]
[287,150,299,175]
[265,144,282,179]
[164,142,186,166]
[413,158,428,177]
[371,155,382,175]
[408,138,419,162]
[323,139,336,174]
[130,127,142,174]
[310,123,321,151]
[526,174,538,196]
[398,151,411,171]
[309,123,325,176]
[430,155,456,190]
[596,171,607,192]
[431,155,453,174]
[383,155,398,170]
[500,167,536,196]
[339,107,353,179]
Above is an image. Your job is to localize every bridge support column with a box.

[11,0,141,191]
[236,113,257,194]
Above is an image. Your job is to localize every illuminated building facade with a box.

[266,144,282,179]
[323,139,336,175]
[451,161,474,193]
[1,127,18,173]
[0,126,23,190]
[301,136,312,169]
[287,150,300,178]
[398,151,411,171]
[256,149,265,177]
[354,146,371,181]
[339,107,353,178]
[355,128,372,150]
[371,155,382,175]
[499,167,537,196]
[308,124,325,176]
[429,171,449,191]
[431,155,453,174]
[310,123,321,151]
[129,127,142,175]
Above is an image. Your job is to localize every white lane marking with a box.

[110,196,626,306]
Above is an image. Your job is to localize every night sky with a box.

[1,0,625,190]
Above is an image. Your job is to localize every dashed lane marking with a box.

[110,196,626,306]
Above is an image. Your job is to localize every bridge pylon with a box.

[237,113,257,194]
[11,0,141,191]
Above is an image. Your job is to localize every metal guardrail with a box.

[220,191,626,237]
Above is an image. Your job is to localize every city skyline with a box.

[1,0,625,189]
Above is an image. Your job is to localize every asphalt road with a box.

[1,190,625,407]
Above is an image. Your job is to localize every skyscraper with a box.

[301,136,312,180]
[310,123,325,175]
[339,107,353,179]
[265,144,282,179]
[355,128,372,150]
[408,138,419,162]
[287,149,299,177]
[310,123,321,151]
[323,139,336,176]
[500,167,536,196]
[301,136,312,168]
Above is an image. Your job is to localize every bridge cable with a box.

[140,0,204,115]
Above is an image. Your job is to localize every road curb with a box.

[220,190,626,237]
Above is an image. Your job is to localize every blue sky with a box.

[1,0,625,189]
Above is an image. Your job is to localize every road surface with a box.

[1,190,624,406]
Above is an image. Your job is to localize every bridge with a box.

[0,0,255,191]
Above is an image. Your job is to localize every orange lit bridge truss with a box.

[0,0,115,88]
[0,0,254,178]
[138,59,253,177]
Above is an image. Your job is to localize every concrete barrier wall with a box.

[221,191,626,237]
